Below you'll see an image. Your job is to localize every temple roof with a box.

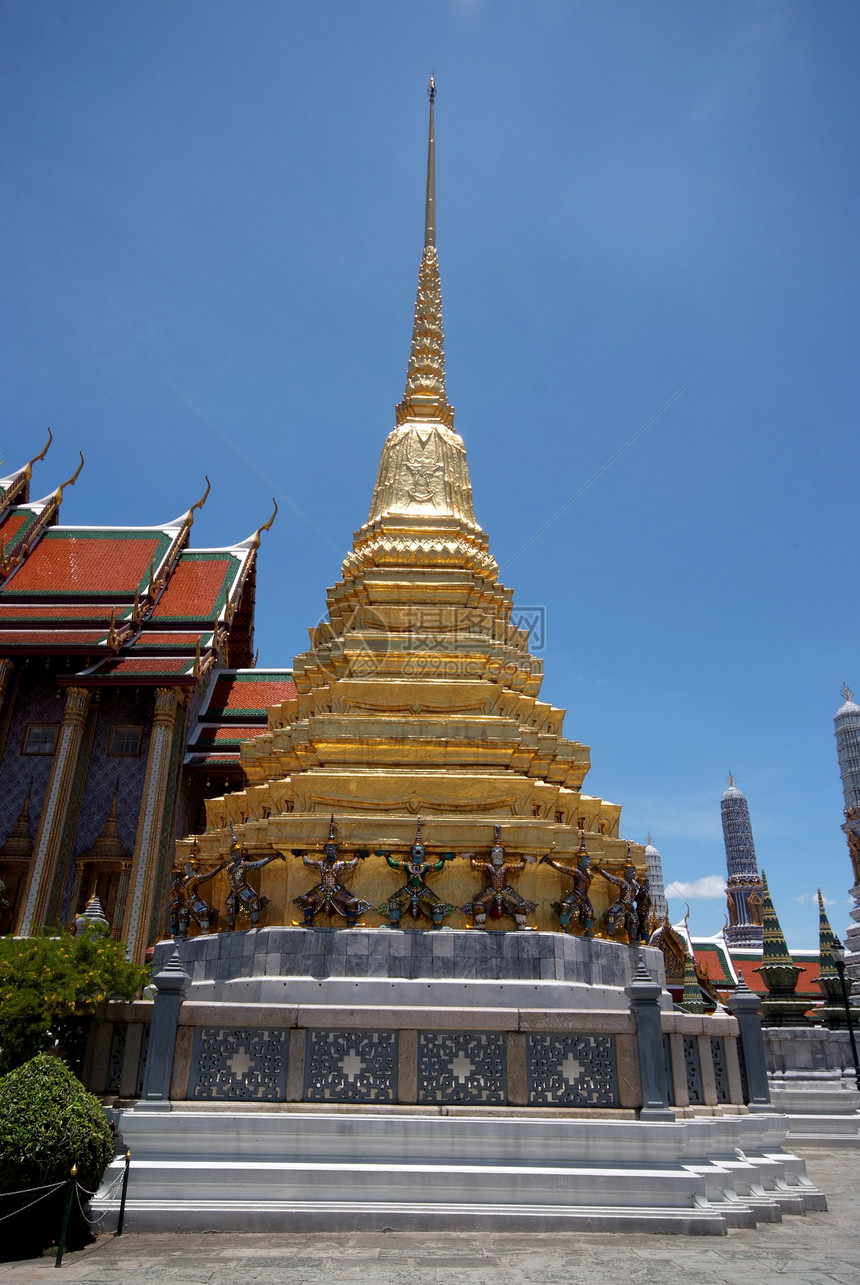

[184,668,297,769]
[683,924,823,1000]
[0,443,275,685]
[0,430,53,515]
[4,524,181,599]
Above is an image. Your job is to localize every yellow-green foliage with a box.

[0,933,148,1074]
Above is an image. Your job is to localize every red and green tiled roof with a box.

[731,952,822,997]
[689,941,735,987]
[0,509,38,556]
[184,668,295,767]
[150,552,242,623]
[127,630,215,653]
[3,528,175,598]
[0,629,108,650]
[204,670,297,720]
[0,604,120,625]
[74,655,197,681]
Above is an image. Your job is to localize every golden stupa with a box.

[183,82,644,933]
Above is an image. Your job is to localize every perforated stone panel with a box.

[106,1024,126,1094]
[662,1033,675,1106]
[304,1029,397,1103]
[189,1027,289,1101]
[683,1035,703,1104]
[418,1031,507,1104]
[526,1033,618,1107]
[710,1036,730,1103]
[135,1025,150,1098]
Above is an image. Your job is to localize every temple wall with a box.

[83,929,750,1117]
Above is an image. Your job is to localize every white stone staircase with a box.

[91,1106,826,1235]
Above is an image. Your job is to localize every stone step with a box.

[104,1156,711,1209]
[90,1195,731,1236]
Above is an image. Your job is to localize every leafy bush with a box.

[0,1054,114,1259]
[0,932,148,1075]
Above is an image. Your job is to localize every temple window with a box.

[108,725,142,757]
[22,724,58,755]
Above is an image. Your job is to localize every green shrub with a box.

[0,931,148,1075]
[0,1054,114,1260]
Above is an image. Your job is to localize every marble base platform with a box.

[763,1027,860,1145]
[92,1105,825,1235]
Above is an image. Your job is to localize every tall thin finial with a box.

[726,771,736,788]
[395,79,453,428]
[841,682,854,703]
[425,76,436,248]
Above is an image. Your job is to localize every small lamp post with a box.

[831,934,860,1092]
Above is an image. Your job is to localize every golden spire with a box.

[395,77,453,429]
[425,76,436,249]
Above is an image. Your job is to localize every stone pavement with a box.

[1,1148,858,1284]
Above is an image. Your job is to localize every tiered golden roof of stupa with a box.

[183,82,643,932]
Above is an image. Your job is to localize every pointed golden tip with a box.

[30,428,53,468]
[55,451,84,500]
[841,682,854,703]
[726,771,735,788]
[189,475,211,519]
[251,499,278,548]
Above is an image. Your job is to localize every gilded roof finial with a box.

[395,79,453,428]
[841,682,854,704]
[26,428,53,477]
[425,76,436,249]
[188,476,211,524]
[726,771,736,788]
[54,452,84,504]
[250,499,278,549]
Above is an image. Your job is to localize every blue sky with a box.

[2,1,857,947]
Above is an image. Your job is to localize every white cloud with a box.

[792,891,838,908]
[666,875,726,900]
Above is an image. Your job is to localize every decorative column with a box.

[137,947,190,1111]
[626,955,675,1121]
[17,686,91,936]
[834,686,860,996]
[721,777,763,948]
[122,687,179,963]
[727,976,774,1111]
[0,657,14,712]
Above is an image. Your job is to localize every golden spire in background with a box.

[395,76,453,429]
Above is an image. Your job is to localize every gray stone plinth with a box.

[152,927,666,1011]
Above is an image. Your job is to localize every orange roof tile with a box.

[207,673,297,716]
[130,631,213,650]
[5,532,168,596]
[87,656,193,677]
[691,943,733,985]
[0,629,105,648]
[193,725,269,743]
[0,511,31,546]
[150,557,234,621]
[733,956,822,996]
[0,605,121,623]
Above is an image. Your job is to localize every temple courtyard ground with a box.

[1,1147,858,1284]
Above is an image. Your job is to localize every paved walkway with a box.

[1,1149,858,1284]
